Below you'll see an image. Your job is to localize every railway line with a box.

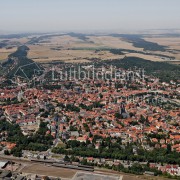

[0,155,94,172]
[31,159,94,172]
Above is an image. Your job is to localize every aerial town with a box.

[1,1,180,179]
[0,61,179,179]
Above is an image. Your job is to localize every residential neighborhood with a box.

[0,63,179,179]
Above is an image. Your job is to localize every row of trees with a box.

[52,139,180,165]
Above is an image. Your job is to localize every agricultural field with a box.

[0,47,17,61]
[26,35,140,63]
[27,44,124,63]
[125,53,167,62]
[26,34,180,63]
[144,37,180,59]
[1,33,180,64]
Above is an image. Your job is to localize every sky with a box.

[0,0,180,33]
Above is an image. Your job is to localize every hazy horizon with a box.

[0,0,180,33]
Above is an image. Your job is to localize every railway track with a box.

[0,155,94,172]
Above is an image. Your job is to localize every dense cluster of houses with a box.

[0,66,179,176]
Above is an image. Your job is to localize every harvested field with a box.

[126,53,166,62]
[2,34,180,64]
[0,47,17,60]
[27,44,124,63]
[144,37,180,59]
[22,163,76,178]
[26,34,180,64]
[88,36,144,51]
[144,37,180,50]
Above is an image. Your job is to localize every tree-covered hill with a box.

[96,57,180,83]
[5,45,42,79]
